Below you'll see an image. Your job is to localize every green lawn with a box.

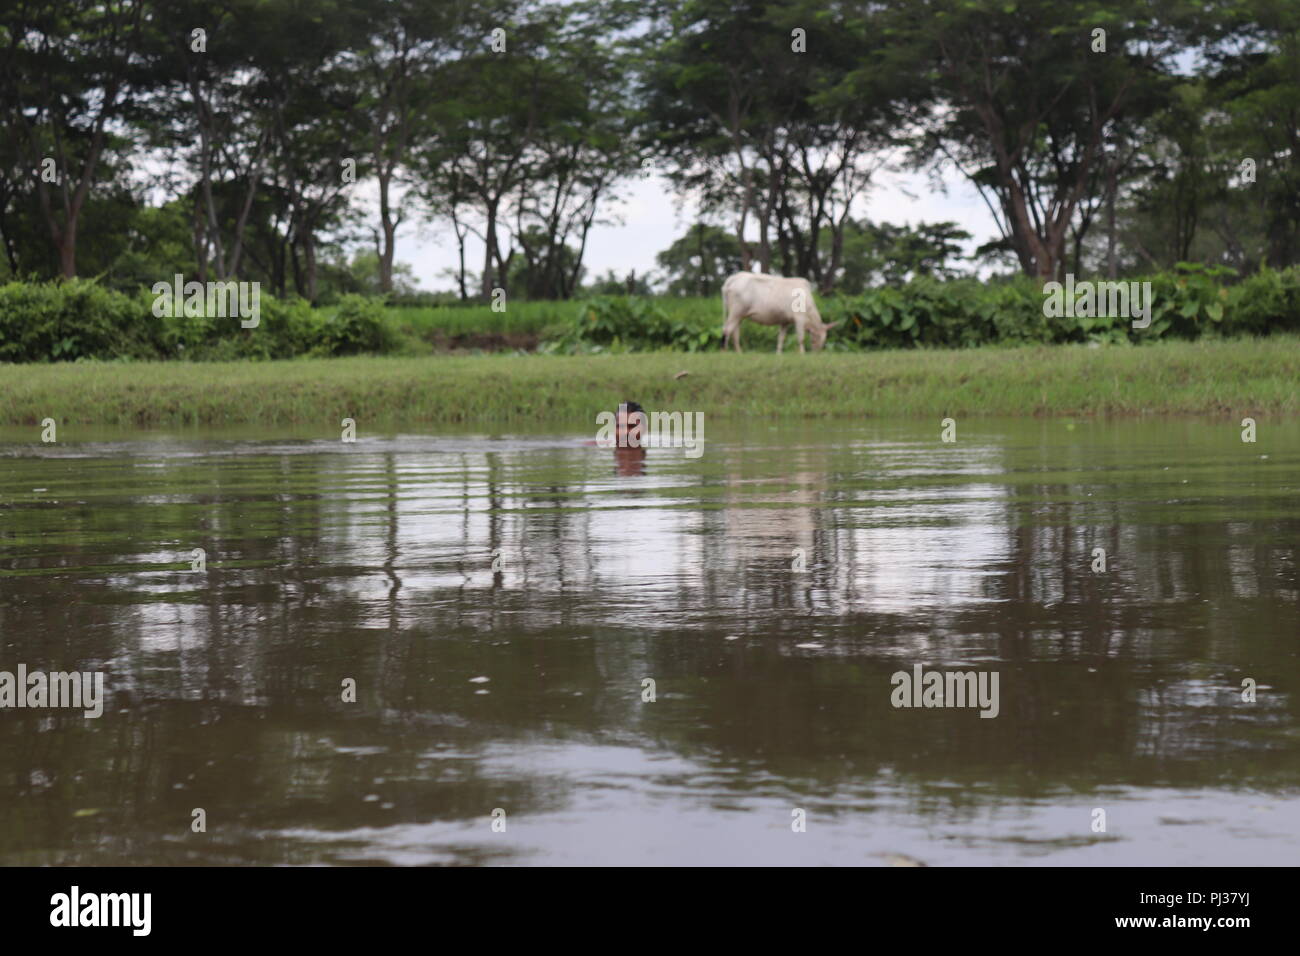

[2,337,1296,427]
[386,300,579,338]
[383,297,731,351]
[386,298,722,332]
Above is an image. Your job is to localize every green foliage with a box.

[0,281,400,362]
[4,266,1299,364]
[542,266,1300,353]
[833,265,1299,349]
[1227,265,1300,335]
[655,224,744,297]
[0,280,163,363]
[317,295,397,356]
[386,300,574,339]
[834,220,974,292]
[336,251,422,299]
[546,297,724,353]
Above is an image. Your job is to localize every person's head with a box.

[616,401,645,446]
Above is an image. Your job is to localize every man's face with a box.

[616,406,644,446]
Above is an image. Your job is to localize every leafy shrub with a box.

[539,268,1300,354]
[0,280,399,362]
[316,294,396,355]
[0,280,163,362]
[3,267,1299,362]
[1225,265,1300,336]
[546,297,723,353]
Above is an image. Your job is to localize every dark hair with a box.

[620,401,644,415]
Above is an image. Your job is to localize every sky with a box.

[390,163,1004,294]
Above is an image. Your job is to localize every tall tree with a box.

[0,0,149,277]
[879,0,1187,280]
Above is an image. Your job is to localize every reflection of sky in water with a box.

[2,420,1298,865]
[263,437,1020,627]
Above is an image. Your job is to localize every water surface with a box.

[1,419,1297,865]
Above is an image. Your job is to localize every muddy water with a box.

[0,419,1297,865]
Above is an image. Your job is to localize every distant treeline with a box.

[1,1,1298,303]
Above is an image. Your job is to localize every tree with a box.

[644,0,907,289]
[420,0,639,301]
[879,0,1187,281]
[1207,0,1300,269]
[345,0,478,294]
[0,0,149,277]
[655,223,743,296]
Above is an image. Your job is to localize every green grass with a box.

[2,336,1296,427]
[385,300,582,338]
[384,297,743,352]
[386,297,721,337]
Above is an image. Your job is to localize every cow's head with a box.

[811,320,840,351]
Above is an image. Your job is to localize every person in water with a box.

[611,401,646,475]
[585,400,647,475]
[614,400,645,448]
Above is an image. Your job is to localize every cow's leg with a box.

[796,323,807,354]
[776,326,786,354]
[722,313,741,352]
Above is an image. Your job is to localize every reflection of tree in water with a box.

[2,429,1298,863]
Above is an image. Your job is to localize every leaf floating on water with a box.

[469,676,490,684]
[72,808,101,818]
[795,642,824,650]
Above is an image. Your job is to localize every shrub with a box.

[0,280,162,362]
[0,280,399,362]
[316,295,396,355]
[546,297,723,353]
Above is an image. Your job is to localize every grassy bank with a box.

[2,337,1296,427]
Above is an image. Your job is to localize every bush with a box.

[0,280,400,362]
[3,267,1299,362]
[317,295,396,355]
[538,266,1300,354]
[0,280,164,362]
[546,297,723,353]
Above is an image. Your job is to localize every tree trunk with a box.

[481,199,499,300]
[377,166,397,293]
[303,235,318,302]
[1105,159,1118,279]
[737,164,754,271]
[58,223,77,279]
[697,224,707,296]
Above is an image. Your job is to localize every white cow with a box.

[720,272,839,353]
